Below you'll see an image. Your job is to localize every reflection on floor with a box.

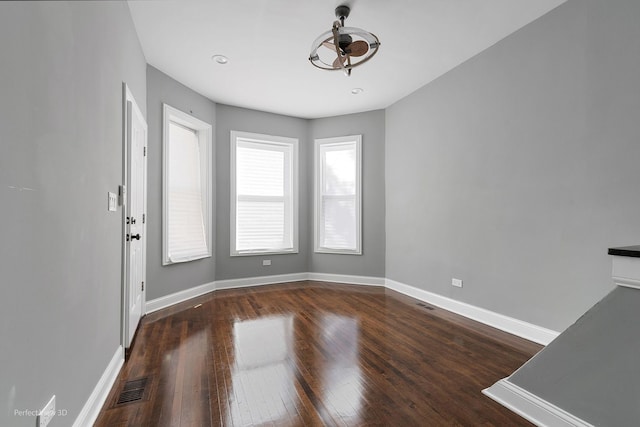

[95,281,541,426]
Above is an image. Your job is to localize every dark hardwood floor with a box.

[95,281,540,426]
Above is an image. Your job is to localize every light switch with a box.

[108,192,118,212]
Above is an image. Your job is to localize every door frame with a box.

[121,83,148,350]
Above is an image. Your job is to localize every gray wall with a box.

[509,286,640,425]
[146,66,216,300]
[214,104,310,281]
[385,0,640,332]
[309,111,386,278]
[0,2,146,426]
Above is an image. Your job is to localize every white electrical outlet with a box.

[37,395,55,427]
[452,278,463,288]
[262,259,271,266]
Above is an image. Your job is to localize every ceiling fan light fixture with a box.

[308,5,380,77]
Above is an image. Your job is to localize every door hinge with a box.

[141,281,144,291]
[142,213,146,224]
[143,146,147,156]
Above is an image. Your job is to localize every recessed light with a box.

[211,54,229,65]
[351,88,364,95]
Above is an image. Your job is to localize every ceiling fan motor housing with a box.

[338,34,353,50]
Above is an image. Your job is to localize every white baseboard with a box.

[73,346,124,427]
[215,273,308,290]
[145,281,215,314]
[307,272,385,287]
[483,379,593,427]
[385,278,559,345]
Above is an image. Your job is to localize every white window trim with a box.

[162,104,213,265]
[230,130,299,256]
[314,135,362,255]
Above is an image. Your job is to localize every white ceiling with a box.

[128,0,565,119]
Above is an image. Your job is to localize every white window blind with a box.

[231,132,298,255]
[163,104,212,265]
[315,136,362,254]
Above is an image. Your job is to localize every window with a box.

[315,135,362,254]
[230,131,298,256]
[162,104,212,265]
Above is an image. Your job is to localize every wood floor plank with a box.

[94,281,540,426]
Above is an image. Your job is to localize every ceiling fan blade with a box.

[332,55,345,69]
[345,40,369,57]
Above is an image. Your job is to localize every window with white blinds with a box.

[162,104,212,265]
[315,135,362,254]
[231,131,299,256]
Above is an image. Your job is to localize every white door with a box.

[124,85,147,348]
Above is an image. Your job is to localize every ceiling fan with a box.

[308,5,381,76]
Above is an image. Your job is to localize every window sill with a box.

[231,249,299,257]
[314,248,362,255]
